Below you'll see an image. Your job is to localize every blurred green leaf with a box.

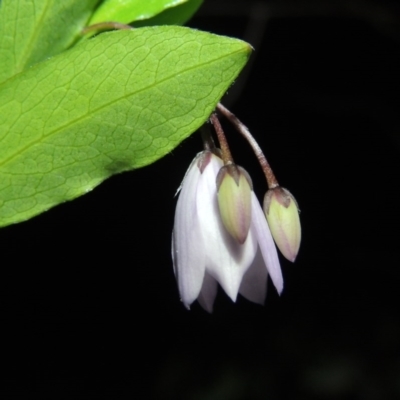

[0,0,100,84]
[133,0,203,27]
[0,26,251,227]
[90,0,188,25]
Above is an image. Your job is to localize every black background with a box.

[2,0,400,398]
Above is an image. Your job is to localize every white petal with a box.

[251,192,284,294]
[174,152,202,197]
[239,247,268,305]
[196,156,258,302]
[172,156,206,309]
[197,272,218,313]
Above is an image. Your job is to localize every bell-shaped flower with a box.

[263,187,301,262]
[172,151,283,312]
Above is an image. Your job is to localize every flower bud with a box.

[216,164,253,244]
[263,187,301,262]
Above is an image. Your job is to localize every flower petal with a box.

[196,155,258,302]
[239,247,268,305]
[197,272,218,313]
[251,192,283,294]
[172,155,206,309]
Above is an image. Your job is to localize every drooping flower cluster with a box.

[171,109,301,312]
[172,150,285,312]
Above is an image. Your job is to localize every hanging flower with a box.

[172,150,283,312]
[264,187,301,262]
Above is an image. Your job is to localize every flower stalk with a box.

[209,113,234,166]
[216,102,278,189]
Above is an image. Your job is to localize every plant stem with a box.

[216,103,279,188]
[82,22,133,35]
[210,113,234,165]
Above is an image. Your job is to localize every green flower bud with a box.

[263,187,301,262]
[216,164,253,244]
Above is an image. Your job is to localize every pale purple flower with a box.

[172,151,283,312]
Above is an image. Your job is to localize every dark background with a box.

[2,0,400,398]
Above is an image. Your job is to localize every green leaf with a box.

[89,0,188,25]
[0,0,100,84]
[133,0,203,27]
[0,26,251,227]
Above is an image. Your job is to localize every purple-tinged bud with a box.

[216,164,253,244]
[263,187,301,262]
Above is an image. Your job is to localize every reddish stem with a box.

[216,103,279,188]
[210,113,234,165]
